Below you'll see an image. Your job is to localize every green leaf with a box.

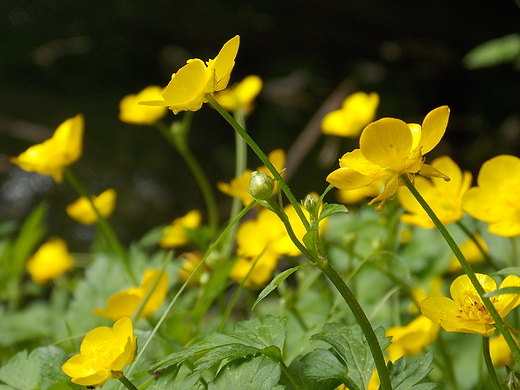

[463,34,520,69]
[208,356,284,390]
[306,323,390,390]
[0,303,51,346]
[282,356,340,390]
[232,315,286,351]
[0,350,40,390]
[33,346,69,390]
[252,265,313,310]
[318,203,348,222]
[194,344,260,373]
[493,267,520,277]
[389,352,437,390]
[484,286,520,298]
[301,349,356,390]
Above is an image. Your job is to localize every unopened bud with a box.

[303,194,319,215]
[248,171,274,201]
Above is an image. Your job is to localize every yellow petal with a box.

[209,35,240,91]
[450,273,496,302]
[119,86,167,125]
[326,167,379,190]
[477,154,520,190]
[495,275,520,317]
[419,106,450,154]
[360,118,412,172]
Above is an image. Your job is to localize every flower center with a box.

[456,291,494,324]
[86,340,121,371]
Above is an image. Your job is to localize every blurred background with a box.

[1,0,519,249]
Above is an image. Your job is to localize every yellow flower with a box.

[93,269,168,321]
[336,180,383,205]
[26,237,74,284]
[159,210,201,248]
[119,86,168,125]
[490,333,516,367]
[218,149,285,206]
[66,189,117,225]
[139,36,240,114]
[447,234,488,272]
[62,317,137,387]
[322,92,379,137]
[386,316,440,362]
[462,155,520,237]
[327,106,450,211]
[421,273,520,337]
[213,75,262,114]
[397,156,472,228]
[10,114,83,182]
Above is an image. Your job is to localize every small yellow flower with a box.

[386,316,440,362]
[119,86,168,125]
[490,333,516,367]
[93,269,168,321]
[10,114,83,182]
[397,156,472,228]
[62,317,137,387]
[26,237,74,284]
[159,210,201,248]
[327,106,450,211]
[139,36,240,114]
[213,75,262,114]
[66,189,117,225]
[448,234,489,272]
[462,155,520,237]
[421,273,520,337]
[178,251,209,287]
[218,149,285,206]
[322,92,379,137]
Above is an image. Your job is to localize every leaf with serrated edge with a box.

[232,315,286,351]
[318,203,348,222]
[0,350,40,390]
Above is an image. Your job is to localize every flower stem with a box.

[155,114,219,239]
[400,173,520,363]
[482,336,507,390]
[118,374,139,390]
[206,93,309,230]
[456,221,498,270]
[64,168,137,285]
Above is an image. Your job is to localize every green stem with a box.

[280,360,303,390]
[435,331,460,390]
[155,114,219,239]
[206,94,309,230]
[511,237,518,267]
[482,336,507,390]
[400,173,520,364]
[64,168,137,285]
[118,374,139,390]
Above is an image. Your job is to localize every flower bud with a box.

[248,171,274,201]
[303,194,319,215]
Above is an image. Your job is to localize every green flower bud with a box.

[506,367,520,390]
[248,171,274,201]
[303,194,319,215]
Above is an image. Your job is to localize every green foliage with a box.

[387,353,437,390]
[463,34,520,70]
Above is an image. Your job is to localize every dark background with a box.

[1,0,519,249]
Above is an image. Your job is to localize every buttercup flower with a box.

[93,269,168,321]
[10,114,83,182]
[327,106,450,210]
[66,189,117,225]
[447,234,489,272]
[119,85,168,125]
[322,91,379,137]
[397,156,471,228]
[385,316,440,362]
[490,333,516,367]
[421,273,520,337]
[336,180,383,205]
[139,35,240,114]
[62,317,137,387]
[159,210,201,248]
[213,75,262,114]
[26,237,74,284]
[218,149,285,206]
[462,155,520,237]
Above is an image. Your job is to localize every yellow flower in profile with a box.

[213,75,262,114]
[322,92,379,137]
[10,114,83,182]
[139,36,240,114]
[119,86,168,125]
[327,106,450,211]
[218,149,285,206]
[448,234,489,272]
[62,317,137,387]
[159,210,201,248]
[26,237,74,284]
[93,269,168,321]
[397,156,472,228]
[421,273,520,337]
[385,316,440,362]
[462,155,520,237]
[490,333,516,367]
[66,189,117,225]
